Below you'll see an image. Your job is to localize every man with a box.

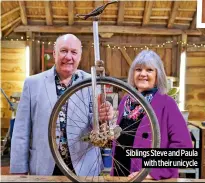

[10,34,113,176]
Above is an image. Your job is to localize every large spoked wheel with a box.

[48,77,160,182]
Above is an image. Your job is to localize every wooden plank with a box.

[18,1,28,25]
[143,1,154,26]
[172,37,178,77]
[1,73,26,81]
[164,49,172,76]
[68,1,74,26]
[119,48,132,66]
[187,46,205,52]
[178,8,196,12]
[1,7,20,19]
[0,98,9,108]
[1,118,10,129]
[1,52,25,60]
[45,1,53,25]
[1,63,26,73]
[1,59,25,65]
[117,1,125,25]
[122,48,132,77]
[175,17,192,21]
[1,41,26,48]
[2,48,25,54]
[187,57,205,66]
[187,52,205,57]
[100,46,105,68]
[156,48,165,61]
[1,175,205,182]
[190,12,196,29]
[106,47,112,76]
[186,77,205,85]
[184,29,202,35]
[34,41,41,74]
[168,1,180,28]
[15,25,189,35]
[1,81,24,92]
[176,36,182,78]
[186,84,205,121]
[80,45,90,72]
[2,17,21,31]
[186,67,205,77]
[3,19,21,38]
[112,48,121,77]
[0,108,12,118]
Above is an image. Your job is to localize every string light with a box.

[3,37,205,50]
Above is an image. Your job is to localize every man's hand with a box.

[98,101,114,122]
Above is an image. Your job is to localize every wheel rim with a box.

[48,77,160,182]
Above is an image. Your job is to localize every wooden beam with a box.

[2,17,21,31]
[1,7,20,19]
[124,15,143,19]
[95,0,102,8]
[152,8,171,11]
[99,33,113,38]
[190,12,196,29]
[184,29,202,35]
[14,25,202,36]
[102,42,173,49]
[44,1,53,25]
[117,1,125,25]
[18,1,28,25]
[175,17,192,21]
[68,1,74,25]
[3,19,21,38]
[178,8,196,12]
[27,15,46,18]
[119,48,132,66]
[168,1,180,28]
[150,16,168,20]
[143,1,154,26]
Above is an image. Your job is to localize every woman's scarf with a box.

[123,87,158,121]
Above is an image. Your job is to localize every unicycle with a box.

[48,1,160,182]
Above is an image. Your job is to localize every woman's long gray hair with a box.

[128,50,168,94]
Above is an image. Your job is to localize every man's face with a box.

[53,35,82,77]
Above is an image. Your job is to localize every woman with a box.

[111,50,192,180]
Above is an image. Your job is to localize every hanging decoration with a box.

[3,36,205,51]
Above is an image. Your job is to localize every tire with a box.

[48,76,160,182]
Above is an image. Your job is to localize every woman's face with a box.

[134,65,157,92]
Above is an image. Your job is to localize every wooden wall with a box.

[77,35,178,79]
[186,37,205,121]
[34,33,205,123]
[1,41,26,136]
[42,34,179,79]
[1,34,204,136]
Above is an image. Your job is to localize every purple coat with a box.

[111,91,193,180]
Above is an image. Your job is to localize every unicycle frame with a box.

[91,18,106,134]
